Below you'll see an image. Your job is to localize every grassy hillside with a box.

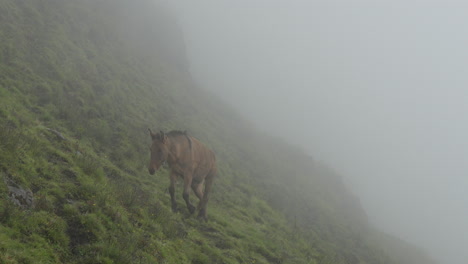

[0,0,437,263]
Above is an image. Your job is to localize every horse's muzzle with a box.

[148,168,155,175]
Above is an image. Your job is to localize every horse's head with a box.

[148,129,169,175]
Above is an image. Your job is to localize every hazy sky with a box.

[169,1,468,263]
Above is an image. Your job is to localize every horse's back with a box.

[190,137,216,177]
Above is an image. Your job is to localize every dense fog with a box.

[169,1,468,263]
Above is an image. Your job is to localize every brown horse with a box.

[148,129,217,220]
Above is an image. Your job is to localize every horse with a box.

[148,129,217,220]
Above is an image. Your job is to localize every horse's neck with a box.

[166,136,192,165]
[166,138,178,163]
[168,136,193,164]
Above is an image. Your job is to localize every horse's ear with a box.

[148,128,156,140]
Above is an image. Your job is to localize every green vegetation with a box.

[0,0,437,263]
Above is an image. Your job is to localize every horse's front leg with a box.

[182,172,196,214]
[169,171,178,212]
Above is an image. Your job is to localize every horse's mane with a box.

[167,130,192,149]
[167,130,188,137]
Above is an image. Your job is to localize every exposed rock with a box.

[7,185,34,209]
[46,128,67,141]
[4,176,34,209]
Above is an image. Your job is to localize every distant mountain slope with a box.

[0,0,437,263]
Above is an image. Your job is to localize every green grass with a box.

[0,0,438,263]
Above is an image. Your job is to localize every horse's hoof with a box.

[171,205,178,213]
[197,209,207,221]
[188,205,196,214]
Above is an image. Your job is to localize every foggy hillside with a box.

[170,1,468,263]
[0,0,440,263]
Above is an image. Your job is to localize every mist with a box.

[168,1,468,263]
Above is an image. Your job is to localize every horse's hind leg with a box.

[191,182,204,209]
[183,173,196,214]
[198,171,215,220]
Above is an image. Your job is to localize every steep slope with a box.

[0,0,437,263]
[371,231,439,264]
